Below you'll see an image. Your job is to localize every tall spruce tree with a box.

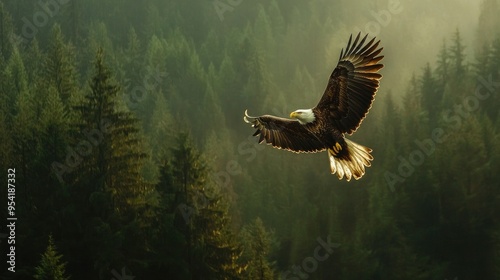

[44,24,78,108]
[420,63,439,123]
[34,235,70,280]
[436,40,449,87]
[66,48,155,278]
[449,29,467,80]
[164,132,246,279]
[240,217,275,280]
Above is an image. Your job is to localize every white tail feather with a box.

[328,139,373,181]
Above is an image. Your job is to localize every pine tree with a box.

[474,42,492,78]
[267,0,285,38]
[66,48,155,277]
[164,132,246,279]
[123,27,143,91]
[72,47,150,213]
[420,63,439,123]
[85,21,116,75]
[23,38,46,85]
[476,0,500,51]
[239,31,274,114]
[199,29,222,68]
[482,36,500,121]
[44,24,78,108]
[143,2,164,40]
[34,235,70,280]
[0,2,15,59]
[216,54,239,126]
[136,34,168,129]
[449,29,467,80]
[203,80,226,139]
[2,47,28,117]
[253,5,274,61]
[435,40,449,86]
[240,217,275,280]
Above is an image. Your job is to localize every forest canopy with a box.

[0,0,499,279]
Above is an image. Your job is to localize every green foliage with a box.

[240,217,275,279]
[44,24,78,107]
[158,132,247,279]
[3,47,28,117]
[0,1,15,59]
[34,235,70,280]
[0,2,499,280]
[449,29,467,79]
[420,63,440,122]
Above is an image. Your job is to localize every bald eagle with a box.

[244,33,384,181]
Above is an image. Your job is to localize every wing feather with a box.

[244,111,326,153]
[315,33,384,135]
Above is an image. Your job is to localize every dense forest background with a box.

[0,0,499,279]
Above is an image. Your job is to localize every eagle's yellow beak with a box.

[290,111,298,118]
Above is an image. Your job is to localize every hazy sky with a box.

[324,0,481,99]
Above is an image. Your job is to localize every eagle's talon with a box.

[335,142,342,151]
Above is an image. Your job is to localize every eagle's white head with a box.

[290,109,316,125]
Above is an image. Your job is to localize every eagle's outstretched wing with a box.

[316,33,384,135]
[244,110,325,153]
